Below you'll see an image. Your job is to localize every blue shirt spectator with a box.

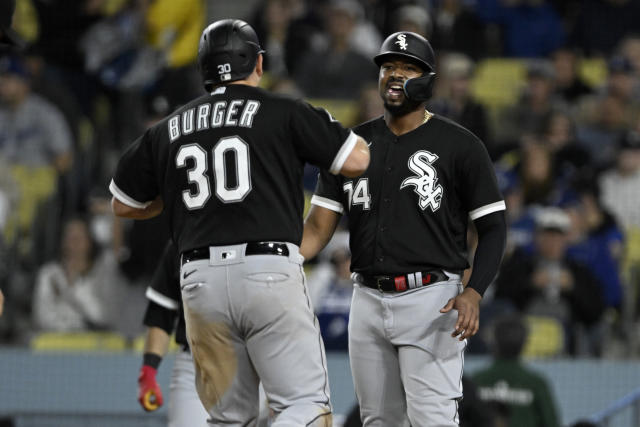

[475,0,565,57]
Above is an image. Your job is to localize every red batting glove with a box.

[138,365,163,411]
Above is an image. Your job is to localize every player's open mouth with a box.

[387,83,404,99]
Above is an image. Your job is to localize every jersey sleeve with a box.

[109,129,159,208]
[143,242,180,332]
[289,100,358,175]
[459,139,505,220]
[310,169,346,214]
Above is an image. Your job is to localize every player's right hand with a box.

[138,365,163,411]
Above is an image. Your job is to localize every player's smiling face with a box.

[378,56,424,113]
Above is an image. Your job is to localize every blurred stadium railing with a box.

[1,348,640,426]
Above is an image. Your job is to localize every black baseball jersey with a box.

[142,241,187,348]
[110,84,357,255]
[312,115,505,275]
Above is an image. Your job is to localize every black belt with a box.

[355,270,450,293]
[181,242,289,265]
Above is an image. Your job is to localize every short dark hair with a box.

[492,314,528,359]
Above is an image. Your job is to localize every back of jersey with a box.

[111,84,356,254]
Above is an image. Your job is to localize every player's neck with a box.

[384,107,429,136]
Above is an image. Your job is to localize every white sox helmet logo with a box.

[400,150,443,212]
[395,34,408,50]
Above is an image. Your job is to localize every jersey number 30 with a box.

[176,136,251,209]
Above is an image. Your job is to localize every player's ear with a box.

[255,54,264,78]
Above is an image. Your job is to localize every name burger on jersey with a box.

[168,97,261,142]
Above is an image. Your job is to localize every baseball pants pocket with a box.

[245,271,290,285]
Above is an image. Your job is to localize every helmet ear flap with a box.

[403,72,436,102]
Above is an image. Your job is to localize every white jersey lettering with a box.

[168,116,181,142]
[197,104,211,131]
[182,108,195,135]
[239,100,260,128]
[400,150,443,212]
[225,100,244,127]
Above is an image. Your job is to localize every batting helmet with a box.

[197,19,264,91]
[374,32,436,102]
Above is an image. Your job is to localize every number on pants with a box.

[176,136,252,209]
[343,178,371,210]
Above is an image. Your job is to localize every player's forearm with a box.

[340,137,370,178]
[111,196,163,219]
[300,205,341,260]
[144,326,171,358]
[466,211,506,296]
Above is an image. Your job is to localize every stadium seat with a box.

[471,59,526,113]
[31,332,128,352]
[578,57,607,89]
[523,315,565,358]
[307,99,359,128]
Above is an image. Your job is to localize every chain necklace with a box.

[423,110,433,124]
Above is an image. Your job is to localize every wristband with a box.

[143,352,162,370]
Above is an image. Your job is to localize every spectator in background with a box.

[143,0,205,108]
[518,140,559,206]
[389,4,432,38]
[551,47,593,104]
[496,60,566,148]
[431,0,490,60]
[618,34,640,77]
[0,0,24,50]
[354,81,384,125]
[0,54,73,259]
[564,175,624,312]
[575,56,640,169]
[494,207,606,355]
[250,0,303,78]
[539,109,591,183]
[32,216,117,332]
[599,130,640,233]
[475,0,565,58]
[307,231,352,351]
[568,0,640,57]
[294,0,377,99]
[495,167,536,256]
[473,313,561,427]
[428,52,491,148]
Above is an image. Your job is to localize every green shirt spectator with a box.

[473,314,561,427]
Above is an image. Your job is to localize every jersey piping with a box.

[329,131,357,174]
[469,200,506,220]
[145,287,180,310]
[109,179,151,209]
[310,195,344,214]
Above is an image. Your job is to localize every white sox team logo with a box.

[395,34,408,50]
[400,150,443,212]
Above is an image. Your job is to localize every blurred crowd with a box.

[1,0,640,368]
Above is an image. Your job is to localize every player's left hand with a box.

[138,365,163,411]
[440,287,482,341]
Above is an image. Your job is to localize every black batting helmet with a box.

[374,31,436,102]
[197,19,264,91]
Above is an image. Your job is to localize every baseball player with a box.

[110,18,370,427]
[137,241,209,425]
[137,241,271,426]
[301,32,506,426]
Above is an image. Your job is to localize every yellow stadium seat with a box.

[578,57,607,89]
[306,99,359,128]
[471,59,527,112]
[130,334,181,353]
[31,332,129,352]
[522,315,565,358]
